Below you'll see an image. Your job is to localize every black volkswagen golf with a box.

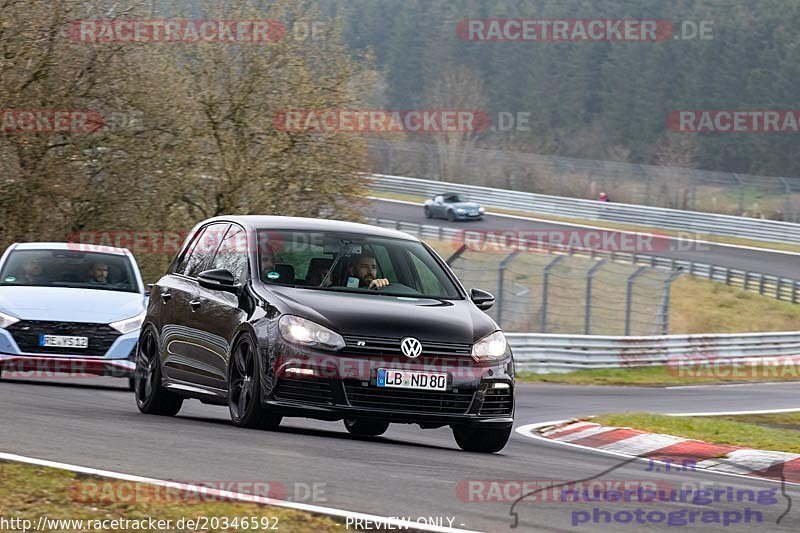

[135,216,514,452]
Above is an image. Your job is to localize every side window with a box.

[174,228,205,274]
[184,223,229,278]
[408,252,446,295]
[209,225,248,283]
[372,245,397,282]
[434,196,443,203]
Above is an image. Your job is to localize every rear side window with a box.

[209,225,248,283]
[182,223,229,278]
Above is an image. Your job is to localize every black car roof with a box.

[197,215,419,241]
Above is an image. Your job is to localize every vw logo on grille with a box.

[400,337,422,358]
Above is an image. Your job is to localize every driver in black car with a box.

[348,252,389,290]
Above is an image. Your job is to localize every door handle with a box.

[189,299,202,311]
[160,290,172,304]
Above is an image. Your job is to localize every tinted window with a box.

[183,223,229,278]
[209,225,248,283]
[256,230,461,299]
[0,249,139,293]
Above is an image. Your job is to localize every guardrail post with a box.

[585,259,607,334]
[541,255,564,333]
[725,267,731,285]
[496,251,521,328]
[794,281,798,304]
[625,266,647,336]
[776,279,783,301]
[759,275,765,295]
[743,271,750,291]
[661,270,682,335]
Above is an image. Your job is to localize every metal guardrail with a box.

[369,218,800,304]
[369,173,800,245]
[508,331,800,373]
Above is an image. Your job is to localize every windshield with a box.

[257,230,462,299]
[443,194,462,203]
[0,249,139,293]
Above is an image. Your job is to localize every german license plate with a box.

[377,368,447,391]
[39,335,89,349]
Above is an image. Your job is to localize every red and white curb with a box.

[516,416,800,485]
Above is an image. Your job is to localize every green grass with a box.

[371,190,800,253]
[592,412,800,454]
[0,461,342,532]
[670,276,800,333]
[517,364,800,386]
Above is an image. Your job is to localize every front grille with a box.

[480,387,513,415]
[6,320,121,356]
[342,335,471,359]
[344,382,474,414]
[274,377,334,404]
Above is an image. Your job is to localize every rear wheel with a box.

[452,425,511,453]
[135,328,183,416]
[344,418,390,436]
[229,335,282,430]
[424,206,432,218]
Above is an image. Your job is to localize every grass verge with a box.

[0,461,341,532]
[517,364,800,386]
[591,412,800,454]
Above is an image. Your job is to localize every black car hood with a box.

[264,286,497,344]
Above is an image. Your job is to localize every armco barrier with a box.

[369,173,800,245]
[369,218,800,303]
[508,331,800,373]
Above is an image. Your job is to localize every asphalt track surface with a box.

[367,199,800,280]
[2,376,799,532]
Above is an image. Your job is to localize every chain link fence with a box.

[367,139,800,222]
[443,247,680,336]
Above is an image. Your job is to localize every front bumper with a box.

[262,343,515,427]
[0,326,138,378]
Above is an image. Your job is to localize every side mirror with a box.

[470,288,494,310]
[198,268,242,294]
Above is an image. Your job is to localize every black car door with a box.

[188,224,249,390]
[161,222,230,385]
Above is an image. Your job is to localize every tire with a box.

[228,334,282,430]
[135,328,183,416]
[446,210,456,222]
[344,418,390,436]
[452,425,512,453]
[424,206,432,219]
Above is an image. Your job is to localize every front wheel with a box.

[452,425,511,453]
[135,328,183,416]
[228,335,282,430]
[446,210,456,222]
[344,418,390,436]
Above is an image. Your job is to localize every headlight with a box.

[0,310,19,329]
[457,208,466,214]
[110,312,146,334]
[279,315,345,351]
[478,206,485,213]
[471,331,508,361]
